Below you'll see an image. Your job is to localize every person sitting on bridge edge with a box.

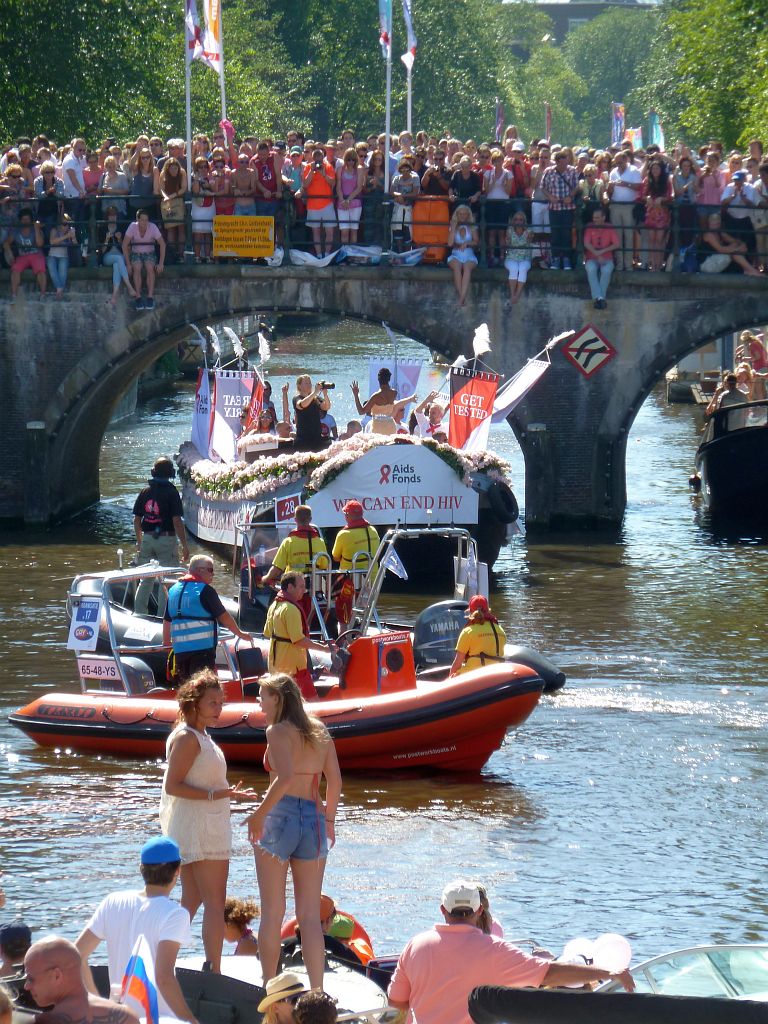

[449,596,507,676]
[163,554,253,683]
[263,505,330,621]
[263,571,334,700]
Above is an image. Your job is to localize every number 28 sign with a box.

[275,493,303,524]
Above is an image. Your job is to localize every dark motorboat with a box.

[694,399,768,519]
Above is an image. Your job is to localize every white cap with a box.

[442,880,481,913]
[511,140,526,152]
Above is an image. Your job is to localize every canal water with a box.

[2,318,767,965]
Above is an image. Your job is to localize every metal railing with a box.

[1,190,765,274]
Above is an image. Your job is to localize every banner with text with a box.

[213,216,275,258]
[448,367,499,452]
[308,444,478,527]
[209,369,255,463]
[191,368,215,458]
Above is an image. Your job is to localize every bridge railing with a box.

[0,192,763,275]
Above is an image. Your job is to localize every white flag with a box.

[491,359,550,423]
[222,326,244,359]
[382,548,408,580]
[400,0,417,70]
[185,0,222,74]
[472,322,492,358]
[258,330,271,363]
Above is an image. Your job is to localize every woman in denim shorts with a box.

[247,674,341,992]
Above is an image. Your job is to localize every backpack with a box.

[679,243,699,273]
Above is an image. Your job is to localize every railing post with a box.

[87,201,99,268]
[670,204,680,271]
[184,193,193,264]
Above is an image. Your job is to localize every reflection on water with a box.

[1,318,767,961]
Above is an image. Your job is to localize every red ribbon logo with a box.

[379,464,391,484]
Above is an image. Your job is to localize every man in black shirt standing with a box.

[132,457,190,613]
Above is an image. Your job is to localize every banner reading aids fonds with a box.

[308,445,478,527]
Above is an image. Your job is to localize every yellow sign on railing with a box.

[212,216,275,257]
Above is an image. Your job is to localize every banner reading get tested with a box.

[213,216,275,257]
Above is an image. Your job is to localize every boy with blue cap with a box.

[75,837,197,1024]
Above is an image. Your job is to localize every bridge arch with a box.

[3,263,768,528]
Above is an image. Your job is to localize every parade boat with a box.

[179,433,519,577]
[11,532,548,773]
[694,399,768,520]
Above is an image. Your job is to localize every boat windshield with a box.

[632,946,768,999]
[707,399,768,441]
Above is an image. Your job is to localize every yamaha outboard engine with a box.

[412,599,469,670]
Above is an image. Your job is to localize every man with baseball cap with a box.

[387,879,634,1024]
[331,501,379,573]
[76,837,197,1024]
[0,918,32,977]
[449,595,507,677]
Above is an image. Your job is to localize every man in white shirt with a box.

[75,837,197,1024]
[62,137,87,242]
[721,169,758,262]
[607,151,642,270]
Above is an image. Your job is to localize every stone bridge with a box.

[2,264,768,532]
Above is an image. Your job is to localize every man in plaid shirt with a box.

[541,152,580,269]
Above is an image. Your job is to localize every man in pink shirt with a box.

[387,880,635,1024]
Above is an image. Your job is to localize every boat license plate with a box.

[77,657,121,682]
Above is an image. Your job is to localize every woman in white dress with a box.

[447,205,479,306]
[160,671,256,972]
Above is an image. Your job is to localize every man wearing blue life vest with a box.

[163,554,253,682]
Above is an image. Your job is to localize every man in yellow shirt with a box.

[263,571,332,699]
[449,595,507,676]
[264,505,329,621]
[331,500,380,571]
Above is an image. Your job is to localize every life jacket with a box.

[289,526,323,571]
[167,577,216,653]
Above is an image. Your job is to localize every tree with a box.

[563,8,660,147]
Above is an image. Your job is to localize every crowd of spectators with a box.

[2,126,768,308]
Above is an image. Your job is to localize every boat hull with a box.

[695,418,768,518]
[9,665,543,773]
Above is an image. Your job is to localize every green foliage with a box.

[563,8,659,147]
[0,0,762,152]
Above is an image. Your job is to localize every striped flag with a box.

[379,0,392,58]
[120,936,159,1024]
[611,102,625,146]
[185,0,222,73]
[400,0,417,70]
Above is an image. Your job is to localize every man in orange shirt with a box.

[302,147,337,256]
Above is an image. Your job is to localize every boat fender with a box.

[689,472,702,493]
[505,645,566,693]
[487,481,519,524]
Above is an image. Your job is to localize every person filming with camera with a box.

[292,375,333,452]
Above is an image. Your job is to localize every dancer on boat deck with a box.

[246,674,341,993]
[449,596,507,676]
[224,896,260,956]
[159,672,257,973]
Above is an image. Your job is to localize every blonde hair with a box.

[259,673,327,746]
[450,206,475,229]
[0,985,13,1021]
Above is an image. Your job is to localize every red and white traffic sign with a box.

[561,324,617,378]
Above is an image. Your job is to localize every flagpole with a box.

[384,17,393,194]
[218,9,227,120]
[185,57,193,184]
[406,65,412,135]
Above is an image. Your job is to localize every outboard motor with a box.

[412,599,469,670]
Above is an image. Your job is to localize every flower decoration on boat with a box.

[235,431,281,453]
[176,436,511,501]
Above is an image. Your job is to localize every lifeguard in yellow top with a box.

[264,506,330,582]
[331,500,380,571]
[449,595,507,676]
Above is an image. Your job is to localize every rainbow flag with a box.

[120,936,159,1024]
